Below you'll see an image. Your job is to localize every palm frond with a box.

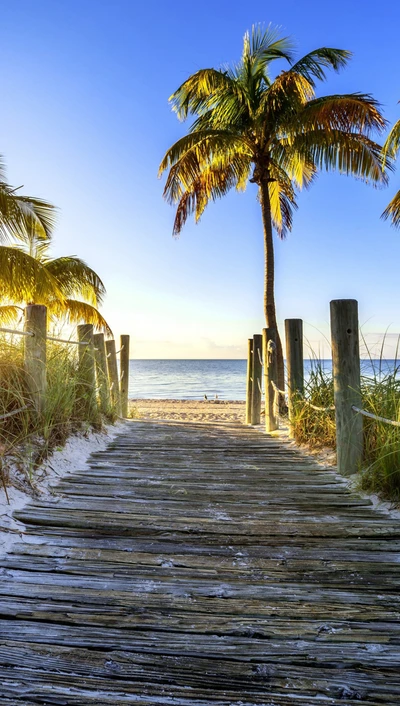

[44,257,106,306]
[48,299,113,336]
[169,69,235,120]
[257,71,315,135]
[292,94,386,136]
[161,132,253,205]
[0,246,64,303]
[268,152,316,192]
[173,158,251,235]
[268,178,297,238]
[243,23,294,66]
[289,48,351,87]
[382,189,400,227]
[0,305,23,326]
[382,117,400,164]
[291,130,388,185]
[0,165,56,242]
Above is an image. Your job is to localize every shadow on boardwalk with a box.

[1,419,400,704]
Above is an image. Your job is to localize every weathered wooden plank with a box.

[1,417,400,703]
[1,641,400,700]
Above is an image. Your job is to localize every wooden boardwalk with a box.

[1,419,400,704]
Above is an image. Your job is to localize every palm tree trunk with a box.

[259,180,285,392]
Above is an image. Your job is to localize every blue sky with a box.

[0,0,399,358]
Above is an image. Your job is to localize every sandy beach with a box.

[129,398,246,423]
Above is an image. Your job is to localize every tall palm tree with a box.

[159,24,388,386]
[0,157,55,241]
[0,233,111,334]
[382,107,400,226]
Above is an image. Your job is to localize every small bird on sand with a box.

[204,394,208,401]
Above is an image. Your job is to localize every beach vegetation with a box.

[160,24,388,389]
[291,355,400,502]
[0,334,116,498]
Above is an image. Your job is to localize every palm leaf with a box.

[0,305,23,326]
[289,48,351,87]
[0,246,64,303]
[292,94,386,136]
[172,158,251,235]
[243,23,294,68]
[268,178,297,237]
[161,132,252,204]
[382,189,400,227]
[48,299,112,336]
[0,157,56,242]
[290,131,388,185]
[44,257,106,306]
[382,117,400,164]
[169,69,236,121]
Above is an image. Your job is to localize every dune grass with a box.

[290,355,400,502]
[0,335,116,495]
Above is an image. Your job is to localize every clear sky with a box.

[0,0,399,358]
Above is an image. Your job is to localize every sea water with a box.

[128,359,400,401]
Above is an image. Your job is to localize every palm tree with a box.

[159,24,388,387]
[382,108,400,226]
[0,157,55,241]
[0,233,111,334]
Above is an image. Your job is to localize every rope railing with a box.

[0,306,131,424]
[352,406,400,428]
[46,335,88,346]
[302,398,335,413]
[0,327,33,337]
[270,381,286,421]
[271,381,286,396]
[0,327,92,345]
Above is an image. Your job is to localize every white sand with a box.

[130,398,246,424]
[0,422,125,557]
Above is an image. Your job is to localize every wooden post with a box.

[263,327,279,432]
[93,332,111,415]
[24,305,47,415]
[330,299,363,475]
[105,339,121,416]
[285,319,304,437]
[120,335,130,418]
[251,334,263,425]
[77,324,98,419]
[245,338,253,425]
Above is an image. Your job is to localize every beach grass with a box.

[291,356,400,502]
[0,335,116,493]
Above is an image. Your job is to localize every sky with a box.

[0,0,399,359]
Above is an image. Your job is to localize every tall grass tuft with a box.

[0,334,116,493]
[359,366,400,501]
[291,360,336,450]
[291,352,400,502]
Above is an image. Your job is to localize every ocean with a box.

[128,359,400,401]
